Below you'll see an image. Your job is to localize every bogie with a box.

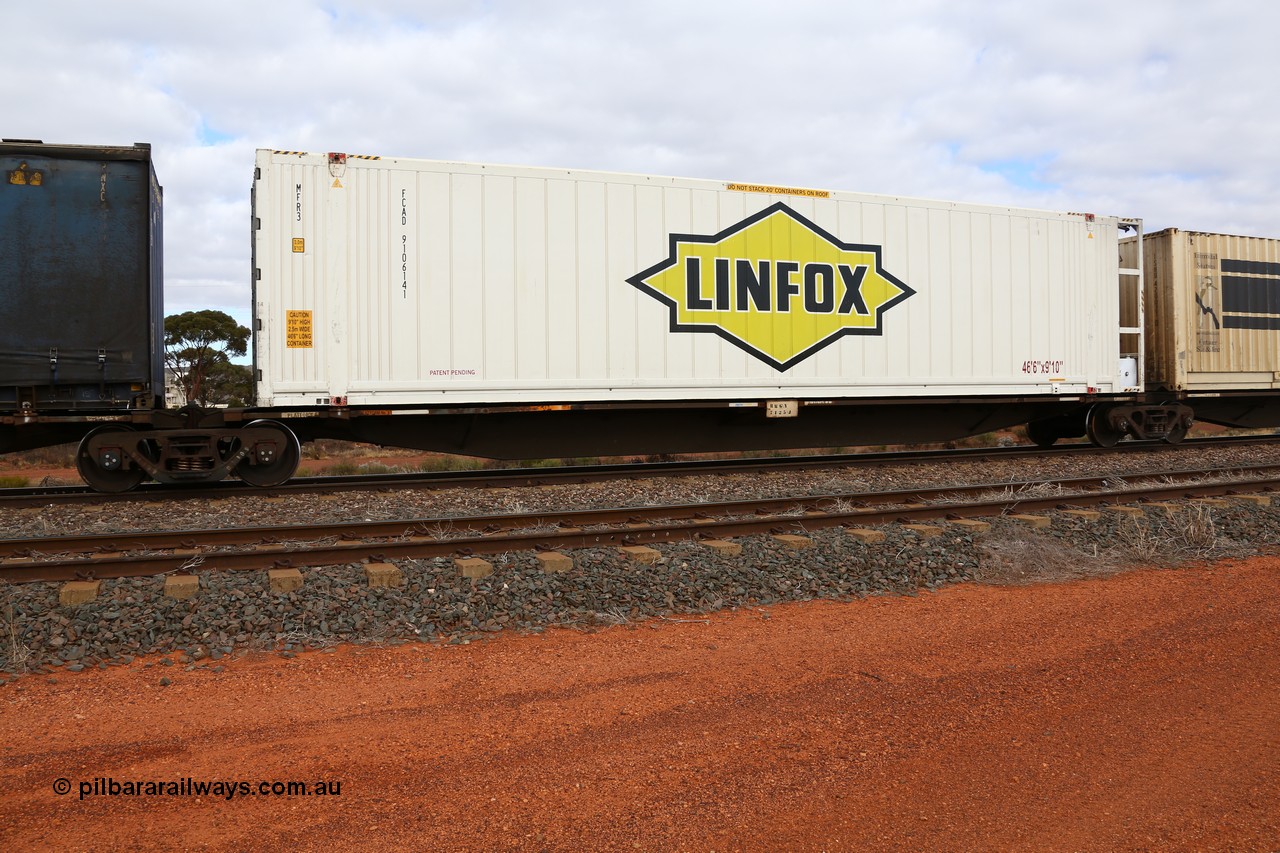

[71,421,302,492]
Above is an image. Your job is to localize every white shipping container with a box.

[252,150,1134,407]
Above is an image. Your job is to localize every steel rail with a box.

[2,462,1279,559]
[3,434,1279,508]
[3,469,1276,584]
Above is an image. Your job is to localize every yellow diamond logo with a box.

[628,202,914,371]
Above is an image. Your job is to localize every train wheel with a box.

[1085,405,1123,448]
[76,425,147,493]
[233,420,300,487]
[1163,422,1189,444]
[1024,420,1058,448]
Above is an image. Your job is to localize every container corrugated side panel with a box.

[0,142,159,406]
[253,155,332,405]
[1145,229,1280,390]
[253,150,1121,406]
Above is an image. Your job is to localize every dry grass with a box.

[974,530,1127,586]
[1117,505,1219,562]
[977,503,1229,586]
[965,481,1068,507]
[589,607,632,626]
[822,498,862,514]
[3,444,76,469]
[271,628,339,650]
[414,521,462,541]
[1,587,33,672]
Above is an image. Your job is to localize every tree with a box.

[164,310,251,408]
[202,360,254,407]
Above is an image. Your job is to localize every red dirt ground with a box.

[1,559,1277,852]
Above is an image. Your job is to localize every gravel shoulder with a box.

[3,446,1279,850]
[2,558,1278,852]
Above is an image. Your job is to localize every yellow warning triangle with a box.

[332,178,343,188]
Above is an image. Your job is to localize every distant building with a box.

[164,369,187,409]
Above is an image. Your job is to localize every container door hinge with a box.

[48,348,58,387]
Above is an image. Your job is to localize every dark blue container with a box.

[0,141,163,411]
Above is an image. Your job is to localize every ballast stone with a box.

[1062,510,1102,522]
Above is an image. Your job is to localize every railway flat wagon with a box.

[0,141,303,491]
[1127,228,1280,430]
[3,142,1209,493]
[253,149,1170,456]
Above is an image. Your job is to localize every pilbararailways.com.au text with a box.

[55,777,342,800]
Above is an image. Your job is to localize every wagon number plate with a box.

[766,400,799,418]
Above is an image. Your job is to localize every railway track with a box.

[3,461,1276,584]
[3,434,1280,508]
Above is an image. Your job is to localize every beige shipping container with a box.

[1126,229,1280,391]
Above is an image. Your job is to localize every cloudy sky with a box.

[7,0,1279,329]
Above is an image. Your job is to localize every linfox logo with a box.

[627,202,914,371]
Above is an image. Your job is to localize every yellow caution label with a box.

[628,203,914,371]
[8,163,42,186]
[727,183,830,199]
[292,238,305,253]
[332,178,343,189]
[286,310,313,349]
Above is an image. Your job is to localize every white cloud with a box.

[5,0,1280,330]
